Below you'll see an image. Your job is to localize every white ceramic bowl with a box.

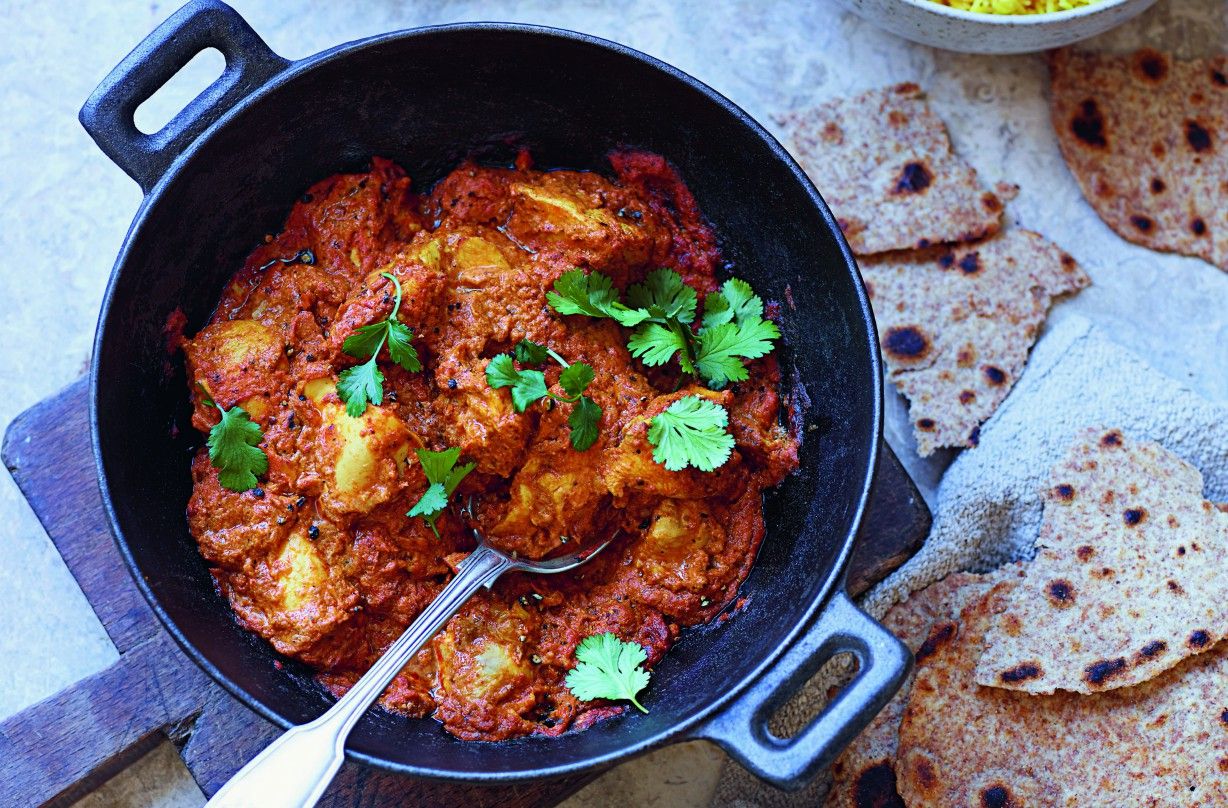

[831,0,1159,54]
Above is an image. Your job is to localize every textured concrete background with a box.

[0,1,1224,806]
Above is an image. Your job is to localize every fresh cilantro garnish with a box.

[337,272,422,417]
[693,318,778,388]
[627,321,695,374]
[200,388,268,492]
[568,396,602,452]
[486,354,550,412]
[626,268,697,323]
[407,447,475,537]
[565,633,650,714]
[513,338,550,365]
[548,270,778,391]
[647,395,735,472]
[485,341,602,451]
[701,277,759,328]
[546,270,649,327]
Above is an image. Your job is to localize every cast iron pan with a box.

[81,0,918,790]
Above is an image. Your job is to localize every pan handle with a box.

[693,591,910,791]
[79,0,288,193]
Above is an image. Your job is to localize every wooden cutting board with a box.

[0,378,928,808]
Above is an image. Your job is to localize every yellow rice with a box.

[926,0,1104,13]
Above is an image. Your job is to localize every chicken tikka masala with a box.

[182,150,799,741]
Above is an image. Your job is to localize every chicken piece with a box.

[487,447,612,559]
[185,318,288,427]
[602,387,747,502]
[503,171,660,281]
[302,378,417,517]
[433,360,533,478]
[615,499,729,620]
[187,451,294,568]
[216,526,364,668]
[328,256,449,361]
[433,596,538,739]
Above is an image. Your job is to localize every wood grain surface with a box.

[0,378,928,807]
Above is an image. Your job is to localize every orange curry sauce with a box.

[183,151,799,741]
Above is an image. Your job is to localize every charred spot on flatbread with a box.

[1045,579,1075,606]
[894,161,933,194]
[1070,99,1109,148]
[1185,120,1214,153]
[1134,48,1169,82]
[882,326,931,362]
[958,252,982,274]
[999,662,1043,684]
[850,761,904,808]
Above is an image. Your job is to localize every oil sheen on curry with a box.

[182,150,799,741]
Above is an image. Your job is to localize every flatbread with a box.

[897,580,1228,807]
[860,229,1089,456]
[825,569,1021,808]
[1050,47,1228,271]
[778,83,1004,256]
[976,427,1228,694]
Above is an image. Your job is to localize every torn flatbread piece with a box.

[1050,48,1228,271]
[976,427,1228,694]
[861,229,1089,456]
[825,568,1021,808]
[898,580,1228,807]
[778,83,1004,255]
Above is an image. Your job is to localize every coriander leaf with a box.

[407,482,448,519]
[558,362,595,398]
[565,633,650,713]
[627,268,697,324]
[700,291,731,328]
[385,321,422,373]
[444,461,477,495]
[546,269,619,318]
[547,269,649,327]
[417,446,462,484]
[568,396,601,451]
[511,369,549,412]
[341,321,388,360]
[647,395,735,472]
[484,354,558,410]
[514,339,550,365]
[337,271,422,415]
[702,277,762,329]
[409,448,476,537]
[337,359,384,417]
[694,317,780,388]
[485,354,522,389]
[628,322,689,368]
[206,405,269,492]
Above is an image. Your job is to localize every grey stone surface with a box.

[0,1,1223,806]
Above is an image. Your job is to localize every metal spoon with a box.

[206,529,611,808]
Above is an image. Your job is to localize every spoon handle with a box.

[206,544,513,808]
